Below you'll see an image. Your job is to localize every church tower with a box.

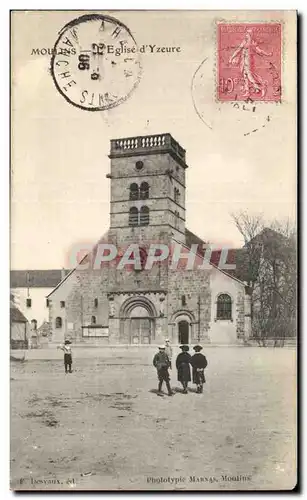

[107,133,188,246]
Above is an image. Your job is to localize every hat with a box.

[158,345,165,349]
[165,338,170,342]
[179,345,189,351]
[193,345,203,351]
[64,339,72,344]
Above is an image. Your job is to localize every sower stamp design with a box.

[51,14,142,111]
[217,23,282,102]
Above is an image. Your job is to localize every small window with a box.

[181,295,186,306]
[26,298,32,308]
[135,161,144,170]
[94,298,98,308]
[60,301,65,308]
[216,294,232,320]
[129,183,139,200]
[55,317,62,328]
[91,316,96,325]
[140,182,149,200]
[140,206,149,226]
[31,319,37,330]
[174,187,180,203]
[139,247,148,270]
[129,207,139,226]
[46,299,50,307]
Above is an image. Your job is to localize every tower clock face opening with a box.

[135,161,144,170]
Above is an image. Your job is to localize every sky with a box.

[11,10,297,269]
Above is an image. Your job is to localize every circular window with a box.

[135,161,144,170]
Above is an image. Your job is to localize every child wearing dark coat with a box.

[176,345,192,394]
[190,345,208,393]
[153,346,173,396]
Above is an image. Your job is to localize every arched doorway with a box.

[170,311,195,345]
[130,306,153,344]
[119,296,156,344]
[178,320,189,344]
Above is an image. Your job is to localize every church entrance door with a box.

[130,318,152,344]
[129,305,153,344]
[178,320,189,344]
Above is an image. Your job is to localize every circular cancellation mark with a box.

[50,13,142,112]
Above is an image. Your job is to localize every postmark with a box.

[50,14,142,111]
[191,54,280,137]
[217,23,282,102]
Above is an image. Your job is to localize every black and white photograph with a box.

[10,9,297,491]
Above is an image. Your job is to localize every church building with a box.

[47,133,251,346]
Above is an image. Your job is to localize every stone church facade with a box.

[48,134,251,346]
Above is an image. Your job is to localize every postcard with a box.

[10,10,297,491]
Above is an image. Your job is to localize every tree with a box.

[230,211,297,346]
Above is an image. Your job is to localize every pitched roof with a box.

[185,228,250,282]
[10,270,70,288]
[185,228,208,249]
[10,305,28,323]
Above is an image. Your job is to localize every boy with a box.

[57,339,73,374]
[153,346,173,396]
[190,345,208,393]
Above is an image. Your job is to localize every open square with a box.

[10,346,296,491]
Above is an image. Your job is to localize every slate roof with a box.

[10,270,70,288]
[185,228,250,282]
[10,305,28,323]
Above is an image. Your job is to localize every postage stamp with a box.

[217,23,282,102]
[51,14,142,111]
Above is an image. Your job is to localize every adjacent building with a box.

[10,269,69,330]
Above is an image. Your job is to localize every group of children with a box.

[58,338,208,397]
[153,340,208,396]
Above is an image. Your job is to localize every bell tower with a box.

[107,133,188,245]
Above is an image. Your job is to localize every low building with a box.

[10,269,69,329]
[10,301,29,350]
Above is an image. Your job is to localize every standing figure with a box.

[57,339,73,374]
[153,346,173,397]
[191,345,208,393]
[164,338,173,369]
[176,345,191,394]
[229,29,272,98]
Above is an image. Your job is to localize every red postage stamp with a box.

[217,23,282,102]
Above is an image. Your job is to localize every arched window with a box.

[140,206,150,226]
[216,294,232,320]
[129,207,139,226]
[140,182,149,200]
[91,316,96,324]
[129,183,139,200]
[94,298,98,308]
[55,317,62,328]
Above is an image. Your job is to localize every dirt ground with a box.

[10,347,297,491]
